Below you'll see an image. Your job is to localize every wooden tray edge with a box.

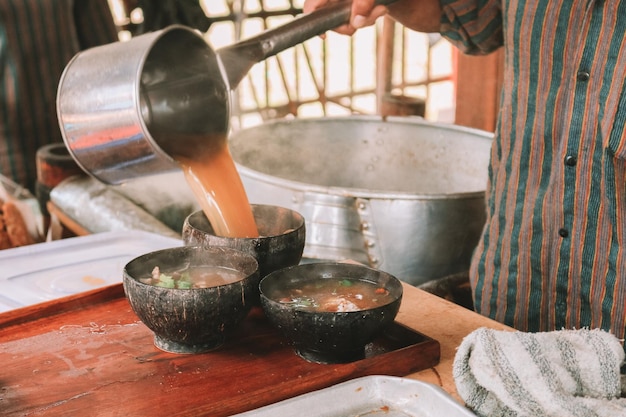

[0,283,125,329]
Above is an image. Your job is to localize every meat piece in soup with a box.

[140,265,245,289]
[273,278,393,312]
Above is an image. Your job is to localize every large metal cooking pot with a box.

[229,116,493,286]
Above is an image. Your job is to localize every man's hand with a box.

[303,0,389,36]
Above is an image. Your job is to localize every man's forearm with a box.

[386,0,443,33]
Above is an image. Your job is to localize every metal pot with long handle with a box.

[57,0,395,185]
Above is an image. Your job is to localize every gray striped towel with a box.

[453,328,626,417]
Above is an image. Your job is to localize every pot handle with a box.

[355,197,384,268]
[218,0,398,89]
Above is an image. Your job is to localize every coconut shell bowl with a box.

[182,204,306,302]
[123,246,259,354]
[259,262,403,364]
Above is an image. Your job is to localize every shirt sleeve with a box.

[73,0,119,49]
[439,0,504,55]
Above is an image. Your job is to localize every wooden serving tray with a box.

[0,284,440,416]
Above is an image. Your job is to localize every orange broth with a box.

[141,265,246,289]
[176,140,259,238]
[271,278,393,313]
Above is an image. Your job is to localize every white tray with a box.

[233,375,476,417]
[0,231,182,311]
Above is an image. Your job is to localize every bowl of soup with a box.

[123,246,259,354]
[259,262,403,364]
[182,204,306,302]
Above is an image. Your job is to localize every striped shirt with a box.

[0,0,118,192]
[440,0,626,345]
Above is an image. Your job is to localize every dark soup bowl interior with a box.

[259,262,403,364]
[123,246,259,354]
[182,204,306,302]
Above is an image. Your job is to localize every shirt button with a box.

[577,71,590,81]
[564,155,577,166]
[558,228,569,238]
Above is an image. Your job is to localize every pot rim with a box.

[231,115,493,201]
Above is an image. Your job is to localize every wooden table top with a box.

[395,283,510,400]
[0,277,509,416]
